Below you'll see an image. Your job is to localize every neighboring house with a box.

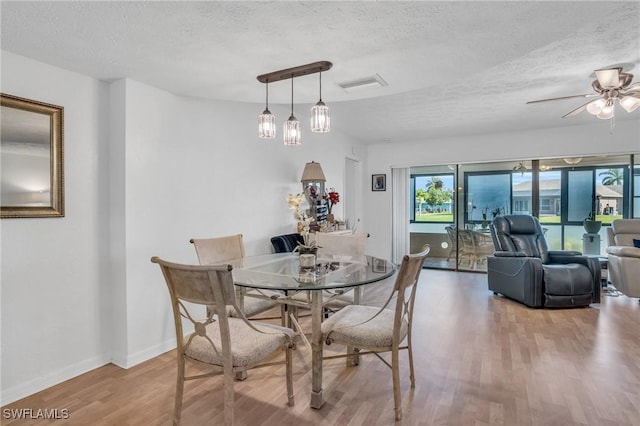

[512,180,623,216]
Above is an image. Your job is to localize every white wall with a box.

[1,51,364,403]
[1,51,111,404]
[363,120,640,259]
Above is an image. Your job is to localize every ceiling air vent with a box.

[338,74,387,92]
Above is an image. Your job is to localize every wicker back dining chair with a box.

[321,244,431,421]
[151,257,295,426]
[190,234,278,318]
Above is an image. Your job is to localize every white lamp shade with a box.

[586,98,606,115]
[596,102,615,120]
[619,95,640,113]
[310,101,330,133]
[283,115,301,146]
[300,161,326,182]
[258,110,276,139]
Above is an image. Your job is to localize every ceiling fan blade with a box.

[562,99,599,118]
[622,82,640,93]
[594,67,622,89]
[526,93,596,104]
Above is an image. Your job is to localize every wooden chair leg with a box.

[392,348,402,420]
[174,356,185,426]
[407,336,416,388]
[286,345,295,406]
[224,366,234,426]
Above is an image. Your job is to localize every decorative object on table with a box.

[287,193,312,234]
[372,173,386,191]
[257,61,333,145]
[324,188,340,223]
[300,161,327,228]
[299,253,316,270]
[583,205,602,234]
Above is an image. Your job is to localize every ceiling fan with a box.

[527,66,640,119]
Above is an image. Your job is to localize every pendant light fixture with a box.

[258,80,276,139]
[283,74,301,146]
[310,71,330,133]
[256,61,332,145]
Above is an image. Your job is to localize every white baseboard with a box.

[1,338,177,406]
[112,337,176,369]
[1,354,111,406]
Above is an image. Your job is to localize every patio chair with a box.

[458,229,494,269]
[444,225,458,262]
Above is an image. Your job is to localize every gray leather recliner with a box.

[487,215,601,308]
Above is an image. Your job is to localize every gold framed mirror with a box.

[1,93,64,218]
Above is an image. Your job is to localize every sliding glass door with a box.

[409,154,638,272]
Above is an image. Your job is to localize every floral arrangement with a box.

[324,188,340,214]
[287,193,313,235]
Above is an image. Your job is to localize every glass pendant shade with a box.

[283,115,301,146]
[311,71,330,133]
[283,75,301,146]
[619,95,640,113]
[311,101,330,133]
[258,109,276,139]
[258,81,276,139]
[586,98,606,115]
[596,100,614,120]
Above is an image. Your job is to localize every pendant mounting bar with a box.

[257,61,332,83]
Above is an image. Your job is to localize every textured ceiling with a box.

[1,1,639,144]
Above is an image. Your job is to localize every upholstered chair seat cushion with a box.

[321,305,408,349]
[226,293,280,317]
[186,318,293,367]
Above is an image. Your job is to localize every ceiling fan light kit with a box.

[527,66,640,125]
[257,61,332,145]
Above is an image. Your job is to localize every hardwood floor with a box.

[3,271,639,425]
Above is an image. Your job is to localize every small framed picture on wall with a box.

[372,174,386,191]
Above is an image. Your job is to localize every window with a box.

[539,170,561,223]
[411,173,454,223]
[466,172,511,226]
[512,171,532,215]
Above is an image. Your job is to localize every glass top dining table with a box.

[230,252,395,291]
[229,252,396,409]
